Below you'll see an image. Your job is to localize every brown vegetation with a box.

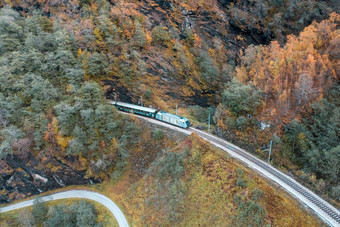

[235,13,340,123]
[120,134,322,226]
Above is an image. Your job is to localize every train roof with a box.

[114,101,158,113]
[158,111,189,121]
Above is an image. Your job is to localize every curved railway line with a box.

[189,127,340,227]
[1,110,339,226]
[123,112,340,226]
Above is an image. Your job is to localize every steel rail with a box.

[189,127,340,227]
[109,108,340,226]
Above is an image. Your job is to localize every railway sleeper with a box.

[208,131,340,224]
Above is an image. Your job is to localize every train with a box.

[110,101,191,129]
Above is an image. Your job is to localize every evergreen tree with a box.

[0,6,23,54]
[32,197,48,225]
[86,52,109,77]
[197,51,219,83]
[0,126,23,158]
[133,21,147,48]
[222,79,262,116]
[76,200,97,227]
[45,204,75,227]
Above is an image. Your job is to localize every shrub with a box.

[197,52,219,83]
[222,78,262,115]
[331,185,340,201]
[158,151,186,180]
[251,188,264,201]
[153,128,164,140]
[133,21,147,48]
[18,209,34,227]
[236,178,246,188]
[190,105,206,122]
[76,200,97,227]
[146,148,188,224]
[236,168,246,188]
[149,149,187,181]
[190,105,216,123]
[235,116,248,130]
[32,197,48,225]
[144,89,152,100]
[151,26,172,46]
[182,28,195,46]
[86,52,109,77]
[44,200,100,227]
[226,117,236,129]
[232,190,267,227]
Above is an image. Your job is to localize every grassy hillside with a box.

[99,133,323,226]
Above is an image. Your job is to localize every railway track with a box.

[118,110,340,226]
[189,127,340,227]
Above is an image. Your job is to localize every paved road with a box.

[2,109,339,226]
[124,111,340,227]
[0,190,129,227]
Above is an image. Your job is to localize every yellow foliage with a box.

[56,134,71,151]
[77,48,82,56]
[236,66,249,83]
[110,138,118,153]
[193,32,202,48]
[201,152,216,166]
[94,27,103,40]
[236,35,244,41]
[66,84,75,93]
[51,117,59,133]
[310,174,317,184]
[145,31,152,44]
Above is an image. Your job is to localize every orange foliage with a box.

[237,13,340,120]
[40,116,63,162]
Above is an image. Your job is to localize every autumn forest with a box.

[0,0,339,226]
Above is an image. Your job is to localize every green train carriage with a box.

[111,101,191,129]
[111,101,157,118]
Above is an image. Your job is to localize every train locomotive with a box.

[110,101,191,129]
